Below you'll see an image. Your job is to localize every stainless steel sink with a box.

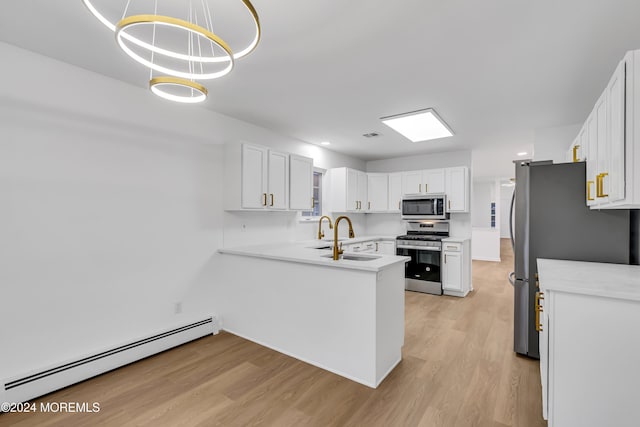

[320,253,381,261]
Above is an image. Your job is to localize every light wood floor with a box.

[0,239,546,427]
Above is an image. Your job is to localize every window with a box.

[302,170,323,217]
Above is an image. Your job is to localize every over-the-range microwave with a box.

[401,194,449,220]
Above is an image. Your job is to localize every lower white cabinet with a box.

[441,239,471,297]
[377,240,396,255]
[537,259,640,427]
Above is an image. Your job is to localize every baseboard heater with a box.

[1,316,218,407]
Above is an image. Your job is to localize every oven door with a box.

[396,246,443,295]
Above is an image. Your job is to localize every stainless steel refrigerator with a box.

[509,160,631,359]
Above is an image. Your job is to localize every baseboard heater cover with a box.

[1,316,218,407]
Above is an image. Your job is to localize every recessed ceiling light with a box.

[517,152,528,156]
[320,141,331,146]
[380,108,453,142]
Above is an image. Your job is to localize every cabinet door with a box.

[268,150,289,209]
[606,59,626,203]
[357,171,368,211]
[402,171,423,195]
[442,251,462,292]
[584,121,598,207]
[388,173,403,211]
[445,167,469,212]
[367,173,388,211]
[594,92,610,205]
[378,241,396,255]
[241,144,268,208]
[289,155,313,210]
[423,169,445,194]
[346,168,360,211]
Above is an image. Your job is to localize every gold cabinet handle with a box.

[448,200,451,210]
[572,144,580,162]
[596,173,609,198]
[262,193,267,206]
[587,181,595,201]
[425,183,428,193]
[368,201,371,210]
[444,254,447,263]
[311,197,315,208]
[419,183,422,193]
[270,193,274,206]
[398,201,400,210]
[375,242,379,251]
[535,292,544,332]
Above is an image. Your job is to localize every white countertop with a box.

[219,237,410,272]
[537,258,640,302]
[442,237,470,243]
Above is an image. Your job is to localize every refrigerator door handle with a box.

[509,187,516,251]
[508,271,516,286]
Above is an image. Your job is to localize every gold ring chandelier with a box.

[82,0,260,103]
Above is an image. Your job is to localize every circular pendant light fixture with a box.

[81,0,261,103]
[149,76,208,103]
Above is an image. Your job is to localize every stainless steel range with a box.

[396,221,450,295]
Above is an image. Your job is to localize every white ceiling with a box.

[2,1,640,161]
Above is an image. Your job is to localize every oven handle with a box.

[396,245,442,251]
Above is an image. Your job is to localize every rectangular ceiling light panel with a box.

[381,109,453,142]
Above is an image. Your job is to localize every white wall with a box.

[500,184,515,239]
[472,181,495,228]
[0,41,363,380]
[533,123,581,163]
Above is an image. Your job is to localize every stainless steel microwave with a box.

[401,194,449,220]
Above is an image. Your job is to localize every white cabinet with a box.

[445,167,469,212]
[328,168,367,212]
[240,144,289,210]
[289,154,314,210]
[267,150,289,209]
[367,173,389,212]
[401,169,445,195]
[388,173,403,212]
[441,239,471,297]
[576,49,640,209]
[343,239,396,255]
[225,143,309,211]
[537,259,640,427]
[241,144,269,209]
[377,240,396,255]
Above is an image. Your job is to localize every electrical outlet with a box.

[174,302,182,314]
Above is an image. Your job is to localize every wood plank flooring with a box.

[0,239,546,426]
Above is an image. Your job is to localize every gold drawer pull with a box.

[572,145,580,162]
[535,292,544,332]
[587,181,594,201]
[596,172,609,198]
[262,193,267,206]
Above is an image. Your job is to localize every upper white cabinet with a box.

[388,173,403,212]
[401,169,445,195]
[328,166,470,214]
[445,167,469,212]
[367,173,389,212]
[266,150,289,209]
[574,49,640,209]
[225,143,311,211]
[289,154,314,210]
[328,167,368,212]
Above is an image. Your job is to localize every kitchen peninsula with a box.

[217,239,410,388]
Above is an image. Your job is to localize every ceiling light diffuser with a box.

[380,109,453,142]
